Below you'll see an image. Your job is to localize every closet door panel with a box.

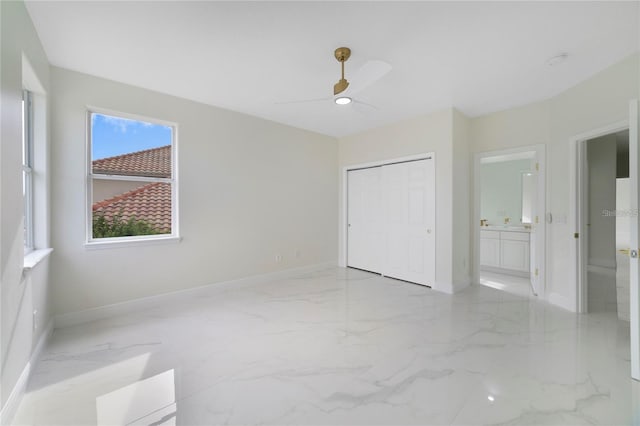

[382,159,435,286]
[347,157,435,286]
[347,167,383,273]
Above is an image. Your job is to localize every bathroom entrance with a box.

[473,145,546,299]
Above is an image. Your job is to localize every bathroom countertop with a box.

[481,225,531,232]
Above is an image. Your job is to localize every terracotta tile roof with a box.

[92,145,171,178]
[93,182,172,233]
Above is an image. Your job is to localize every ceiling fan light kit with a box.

[335,96,352,105]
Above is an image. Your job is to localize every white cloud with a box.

[101,115,138,133]
[95,113,163,135]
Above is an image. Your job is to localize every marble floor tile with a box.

[479,271,533,298]
[12,267,639,425]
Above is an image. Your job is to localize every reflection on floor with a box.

[479,270,532,298]
[13,267,639,425]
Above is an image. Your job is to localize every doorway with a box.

[570,102,639,381]
[473,145,546,299]
[575,128,630,319]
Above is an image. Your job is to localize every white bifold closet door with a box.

[347,158,435,286]
[347,166,384,273]
[382,159,435,285]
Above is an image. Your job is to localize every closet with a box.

[347,157,435,286]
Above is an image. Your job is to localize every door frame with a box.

[569,120,628,313]
[340,152,435,269]
[473,144,546,299]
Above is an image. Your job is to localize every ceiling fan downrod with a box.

[334,47,351,95]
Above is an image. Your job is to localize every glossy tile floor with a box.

[13,267,640,425]
[479,271,533,299]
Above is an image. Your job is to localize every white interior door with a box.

[347,167,383,273]
[527,158,539,295]
[629,99,639,381]
[382,159,435,286]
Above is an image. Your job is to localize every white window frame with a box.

[86,108,179,248]
[22,90,34,253]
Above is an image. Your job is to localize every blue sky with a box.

[92,113,172,160]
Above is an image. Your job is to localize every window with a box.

[22,90,34,252]
[88,111,177,244]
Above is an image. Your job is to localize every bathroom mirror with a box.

[521,172,535,224]
[480,157,533,226]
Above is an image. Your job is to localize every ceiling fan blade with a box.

[349,103,368,117]
[347,60,392,95]
[353,99,379,110]
[275,96,332,105]
[346,99,378,117]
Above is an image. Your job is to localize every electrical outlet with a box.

[275,254,282,263]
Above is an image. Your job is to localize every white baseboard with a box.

[453,276,471,292]
[548,292,576,312]
[434,276,471,294]
[588,258,617,270]
[586,264,617,276]
[33,318,54,366]
[55,262,337,328]
[480,265,529,278]
[0,318,54,426]
[433,281,452,294]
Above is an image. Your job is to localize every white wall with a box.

[480,159,531,226]
[338,108,472,293]
[452,110,471,288]
[0,0,51,416]
[587,135,617,269]
[470,53,639,311]
[50,67,338,316]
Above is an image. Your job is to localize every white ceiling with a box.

[25,1,639,138]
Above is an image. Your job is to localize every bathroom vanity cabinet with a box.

[480,229,530,274]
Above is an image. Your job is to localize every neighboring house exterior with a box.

[92,145,172,233]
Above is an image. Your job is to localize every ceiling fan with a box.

[333,47,351,96]
[277,47,392,110]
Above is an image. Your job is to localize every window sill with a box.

[85,235,182,250]
[23,248,53,271]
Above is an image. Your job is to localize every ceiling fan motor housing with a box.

[334,47,351,62]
